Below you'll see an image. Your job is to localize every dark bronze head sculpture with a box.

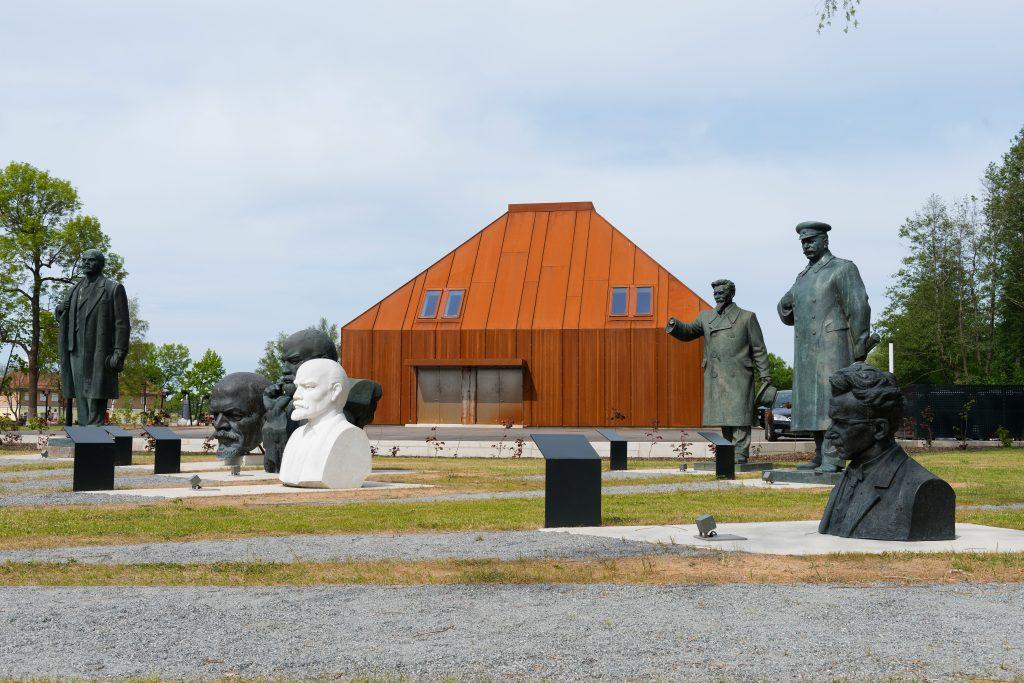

[279,328,339,396]
[710,278,735,309]
[211,372,271,466]
[818,363,955,541]
[261,327,382,473]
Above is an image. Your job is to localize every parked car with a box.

[763,389,813,441]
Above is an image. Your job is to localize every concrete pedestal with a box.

[762,469,842,485]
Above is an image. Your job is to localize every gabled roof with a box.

[343,202,708,331]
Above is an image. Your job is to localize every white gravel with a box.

[0,530,710,564]
[0,583,1020,681]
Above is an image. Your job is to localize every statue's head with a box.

[825,363,903,462]
[710,279,735,307]
[291,358,350,424]
[279,328,338,395]
[211,372,271,464]
[796,221,831,262]
[81,249,106,277]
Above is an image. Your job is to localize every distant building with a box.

[341,202,710,427]
[0,372,62,421]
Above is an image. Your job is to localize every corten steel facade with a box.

[341,202,710,427]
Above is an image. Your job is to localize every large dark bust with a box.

[211,372,271,467]
[261,328,382,473]
[818,363,955,541]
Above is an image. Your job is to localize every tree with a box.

[119,340,162,411]
[767,353,793,390]
[818,0,861,33]
[255,318,340,382]
[180,349,225,423]
[0,162,126,418]
[983,126,1024,382]
[875,195,999,384]
[255,334,285,383]
[153,343,191,407]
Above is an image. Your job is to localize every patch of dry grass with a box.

[1,551,1022,586]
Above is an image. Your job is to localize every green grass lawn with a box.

[0,448,1019,551]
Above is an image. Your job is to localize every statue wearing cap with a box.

[778,221,873,473]
[666,279,772,464]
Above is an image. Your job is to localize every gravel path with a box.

[0,583,1020,681]
[0,472,188,492]
[0,530,710,564]
[0,491,163,507]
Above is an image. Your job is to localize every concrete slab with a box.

[545,520,1024,555]
[87,481,431,500]
[0,454,72,463]
[157,468,416,484]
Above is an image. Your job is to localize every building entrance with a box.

[415,367,523,425]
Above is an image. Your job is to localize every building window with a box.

[443,290,464,318]
[635,286,653,316]
[420,290,442,318]
[608,285,656,317]
[51,393,59,402]
[610,287,629,316]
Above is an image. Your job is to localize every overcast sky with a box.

[2,1,1022,371]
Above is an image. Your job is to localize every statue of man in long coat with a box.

[56,249,131,426]
[666,279,772,463]
[778,221,871,473]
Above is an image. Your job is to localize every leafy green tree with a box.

[767,353,793,390]
[983,126,1024,382]
[818,0,861,33]
[119,340,162,410]
[153,343,191,407]
[875,195,999,384]
[180,349,225,423]
[255,318,340,383]
[255,334,286,383]
[0,162,126,417]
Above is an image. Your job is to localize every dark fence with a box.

[901,385,1024,440]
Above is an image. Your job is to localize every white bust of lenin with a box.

[279,358,371,489]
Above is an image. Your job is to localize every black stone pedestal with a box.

[103,425,133,466]
[65,426,116,491]
[533,434,601,528]
[698,431,735,479]
[145,426,182,474]
[596,428,628,471]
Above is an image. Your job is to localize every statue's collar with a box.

[799,251,834,276]
[846,442,904,485]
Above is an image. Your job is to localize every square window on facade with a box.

[636,286,653,315]
[443,290,464,318]
[610,287,629,315]
[420,290,442,317]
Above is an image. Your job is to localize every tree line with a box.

[0,162,225,423]
[871,127,1024,385]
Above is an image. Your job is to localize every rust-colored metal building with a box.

[341,202,710,427]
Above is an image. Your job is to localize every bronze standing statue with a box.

[666,279,772,464]
[778,221,872,473]
[56,249,131,426]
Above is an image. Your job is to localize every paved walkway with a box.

[0,584,1019,680]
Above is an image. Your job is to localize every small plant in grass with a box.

[995,427,1014,448]
[492,419,516,458]
[644,420,663,457]
[370,444,378,457]
[608,408,626,426]
[35,433,49,452]
[0,431,19,449]
[201,436,217,455]
[670,430,693,461]
[142,430,157,452]
[425,426,445,457]
[920,405,935,447]
[389,445,400,457]
[953,398,976,450]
